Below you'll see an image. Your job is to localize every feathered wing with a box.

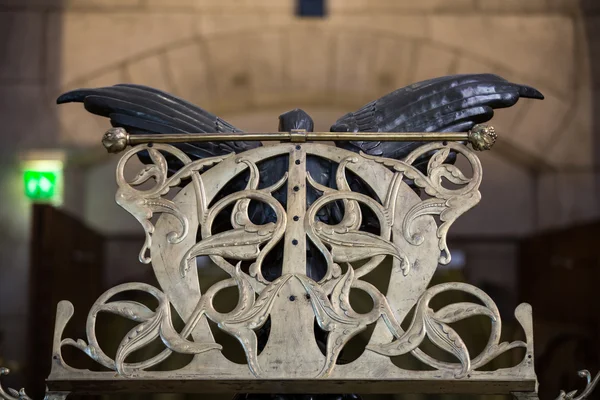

[57,84,261,168]
[57,84,280,227]
[332,74,544,162]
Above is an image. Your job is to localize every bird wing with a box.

[57,84,289,230]
[331,74,544,160]
[57,84,261,163]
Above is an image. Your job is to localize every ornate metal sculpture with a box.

[2,74,596,399]
[56,74,539,282]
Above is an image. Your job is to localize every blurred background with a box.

[0,0,599,399]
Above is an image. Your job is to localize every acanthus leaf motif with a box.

[330,264,356,318]
[434,302,496,324]
[430,164,471,186]
[306,156,409,279]
[97,301,155,322]
[46,141,543,385]
[129,164,159,186]
[180,223,276,277]
[158,313,223,355]
[218,274,293,377]
[316,229,402,263]
[424,310,471,378]
[361,143,482,267]
[427,147,451,176]
[297,271,366,378]
[115,307,164,375]
[148,147,169,181]
[115,144,232,264]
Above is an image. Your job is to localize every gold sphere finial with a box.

[102,127,129,153]
[468,124,497,151]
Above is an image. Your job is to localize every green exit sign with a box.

[24,170,58,200]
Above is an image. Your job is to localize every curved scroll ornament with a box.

[115,144,233,264]
[58,146,291,376]
[306,156,409,282]
[297,266,401,377]
[0,368,32,400]
[556,370,600,400]
[55,267,290,377]
[366,282,528,378]
[60,283,222,375]
[362,142,482,265]
[299,266,529,379]
[181,156,288,283]
[49,141,536,386]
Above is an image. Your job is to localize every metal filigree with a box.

[362,141,482,265]
[366,283,528,378]
[556,370,600,400]
[44,140,538,395]
[61,282,223,375]
[115,144,233,263]
[0,368,32,400]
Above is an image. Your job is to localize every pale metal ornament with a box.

[2,128,595,399]
[555,370,600,400]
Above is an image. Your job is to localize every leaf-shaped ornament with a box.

[115,308,164,375]
[159,315,223,354]
[316,229,402,263]
[424,312,471,378]
[434,302,497,324]
[129,164,159,186]
[180,223,275,277]
[427,148,451,176]
[148,148,168,182]
[429,164,471,187]
[98,301,155,322]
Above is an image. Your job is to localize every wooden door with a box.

[27,204,104,398]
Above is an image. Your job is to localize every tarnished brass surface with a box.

[18,139,544,397]
[10,129,597,399]
[101,126,497,153]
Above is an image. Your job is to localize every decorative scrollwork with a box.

[363,142,482,265]
[187,156,288,283]
[556,370,600,400]
[298,267,399,378]
[115,144,233,264]
[61,282,222,375]
[0,368,32,400]
[366,282,527,378]
[306,156,409,282]
[50,142,535,392]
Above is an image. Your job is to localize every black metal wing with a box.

[57,85,280,230]
[332,73,544,162]
[57,84,261,167]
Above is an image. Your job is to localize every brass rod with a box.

[101,125,496,153]
[126,131,469,145]
[128,132,292,144]
[307,132,468,142]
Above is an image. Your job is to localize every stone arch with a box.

[56,20,587,172]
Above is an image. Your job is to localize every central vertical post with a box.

[258,144,324,377]
[282,144,307,275]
